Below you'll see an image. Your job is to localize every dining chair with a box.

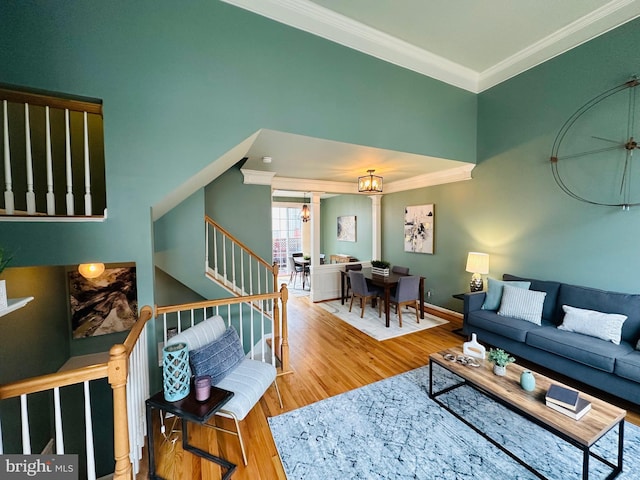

[348,270,382,318]
[381,275,420,327]
[288,256,305,288]
[344,263,362,298]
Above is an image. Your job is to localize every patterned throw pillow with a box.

[189,326,245,384]
[558,305,627,345]
[498,284,546,325]
[482,277,531,311]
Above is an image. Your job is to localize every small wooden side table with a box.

[146,387,235,479]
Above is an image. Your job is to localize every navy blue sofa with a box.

[463,274,640,406]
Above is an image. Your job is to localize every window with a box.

[272,206,303,274]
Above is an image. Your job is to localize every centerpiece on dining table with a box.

[371,260,391,276]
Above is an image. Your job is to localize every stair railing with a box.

[205,215,279,298]
[0,86,106,220]
[0,306,152,480]
[156,285,290,374]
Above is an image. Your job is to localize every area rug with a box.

[268,365,640,479]
[317,299,448,341]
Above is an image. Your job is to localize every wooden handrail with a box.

[123,305,153,352]
[0,363,108,400]
[205,215,274,271]
[156,290,281,315]
[0,86,103,114]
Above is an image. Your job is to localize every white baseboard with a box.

[424,302,463,319]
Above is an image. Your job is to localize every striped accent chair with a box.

[167,315,282,465]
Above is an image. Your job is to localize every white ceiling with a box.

[222,0,640,196]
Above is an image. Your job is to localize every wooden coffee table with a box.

[429,348,626,480]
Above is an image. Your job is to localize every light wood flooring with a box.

[139,294,640,479]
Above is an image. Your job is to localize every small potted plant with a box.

[487,348,515,376]
[371,260,391,276]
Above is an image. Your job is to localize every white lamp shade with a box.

[465,252,489,274]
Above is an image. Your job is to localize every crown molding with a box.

[223,0,640,94]
[244,164,476,195]
[478,0,640,91]
[383,164,475,194]
[222,0,479,93]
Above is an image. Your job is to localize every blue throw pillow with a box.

[482,277,531,311]
[189,326,245,385]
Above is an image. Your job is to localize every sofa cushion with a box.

[498,285,546,325]
[467,310,545,342]
[189,326,245,384]
[558,283,640,343]
[614,350,640,383]
[503,274,561,322]
[558,305,627,345]
[526,327,633,372]
[481,277,531,311]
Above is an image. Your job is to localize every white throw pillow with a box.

[498,284,546,325]
[558,305,627,345]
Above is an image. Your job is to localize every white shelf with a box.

[0,296,34,318]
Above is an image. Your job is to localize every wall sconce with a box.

[78,263,105,279]
[465,252,489,292]
[358,169,383,193]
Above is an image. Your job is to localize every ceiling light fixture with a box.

[358,169,383,193]
[300,194,310,223]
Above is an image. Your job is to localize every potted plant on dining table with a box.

[371,260,391,276]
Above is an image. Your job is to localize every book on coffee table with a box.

[546,384,580,410]
[546,397,592,420]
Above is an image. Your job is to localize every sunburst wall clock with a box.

[550,77,640,210]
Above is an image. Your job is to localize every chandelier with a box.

[358,169,383,193]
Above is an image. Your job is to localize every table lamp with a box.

[466,252,489,292]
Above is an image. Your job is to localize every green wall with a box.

[321,195,372,261]
[381,17,640,312]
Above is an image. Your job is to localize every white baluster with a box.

[45,106,55,215]
[2,100,14,214]
[53,387,65,453]
[205,221,210,272]
[24,103,36,214]
[83,112,92,216]
[65,109,74,215]
[231,243,236,290]
[0,415,4,454]
[20,394,31,454]
[83,381,96,480]
[213,226,218,274]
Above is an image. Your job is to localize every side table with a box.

[451,293,467,337]
[146,387,236,479]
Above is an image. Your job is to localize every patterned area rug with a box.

[317,299,448,341]
[269,365,640,479]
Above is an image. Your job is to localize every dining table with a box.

[293,257,311,290]
[340,267,425,327]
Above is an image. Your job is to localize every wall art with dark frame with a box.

[404,204,434,254]
[69,264,138,339]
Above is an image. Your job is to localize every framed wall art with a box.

[337,215,357,242]
[69,265,138,338]
[404,204,434,254]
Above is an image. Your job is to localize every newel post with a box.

[108,344,132,480]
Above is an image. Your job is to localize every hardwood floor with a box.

[139,294,640,479]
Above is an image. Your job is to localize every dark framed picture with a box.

[69,265,138,338]
[404,204,434,254]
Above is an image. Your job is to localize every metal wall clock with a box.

[550,77,639,210]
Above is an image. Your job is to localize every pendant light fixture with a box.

[358,169,383,193]
[300,193,310,223]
